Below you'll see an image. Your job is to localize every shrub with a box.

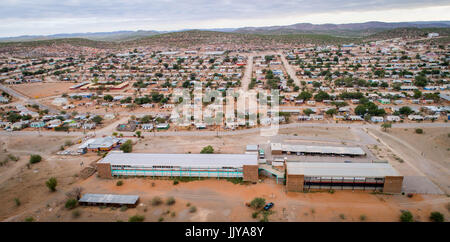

[415,128,423,134]
[360,214,367,221]
[151,197,162,206]
[171,212,176,217]
[173,180,179,185]
[166,197,176,206]
[29,154,42,164]
[200,145,214,154]
[252,212,259,219]
[45,177,57,192]
[250,197,266,210]
[24,217,34,222]
[65,198,78,209]
[14,198,21,206]
[189,206,197,213]
[339,214,346,220]
[120,140,133,153]
[120,205,128,212]
[128,215,145,222]
[429,212,444,222]
[72,210,81,218]
[400,210,414,222]
[116,180,123,186]
[158,217,164,222]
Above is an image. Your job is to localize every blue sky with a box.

[0,0,449,37]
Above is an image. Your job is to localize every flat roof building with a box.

[97,153,259,182]
[271,143,366,157]
[286,162,403,193]
[78,193,139,207]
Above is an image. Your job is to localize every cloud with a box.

[0,0,448,37]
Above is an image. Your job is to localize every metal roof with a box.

[99,153,258,168]
[286,162,400,178]
[79,193,139,205]
[271,143,366,156]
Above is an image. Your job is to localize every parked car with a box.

[263,202,274,211]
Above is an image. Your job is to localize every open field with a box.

[10,82,76,99]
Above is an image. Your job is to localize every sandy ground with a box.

[10,82,76,99]
[1,126,449,222]
[368,127,450,195]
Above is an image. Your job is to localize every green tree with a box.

[92,115,103,124]
[429,212,444,222]
[120,140,133,153]
[135,131,141,138]
[325,108,337,116]
[296,91,312,100]
[29,154,42,164]
[400,211,414,222]
[250,197,266,209]
[46,177,57,192]
[103,95,113,102]
[381,122,392,132]
[200,145,214,154]
[314,91,330,102]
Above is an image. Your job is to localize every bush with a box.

[200,145,214,154]
[45,177,57,192]
[429,212,444,222]
[72,210,81,218]
[128,215,145,222]
[116,180,123,186]
[166,197,176,206]
[14,198,21,206]
[415,128,423,134]
[400,211,414,222]
[65,198,78,209]
[250,197,266,210]
[120,140,133,153]
[173,180,179,185]
[24,217,34,222]
[189,206,197,213]
[29,154,42,164]
[360,215,367,221]
[252,212,259,219]
[151,197,162,206]
[120,205,128,212]
[158,217,164,222]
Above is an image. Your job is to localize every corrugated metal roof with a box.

[79,193,139,205]
[286,162,400,178]
[271,143,365,156]
[99,153,258,167]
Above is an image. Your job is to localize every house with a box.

[408,115,424,121]
[371,116,384,123]
[156,123,170,130]
[30,121,45,128]
[141,123,154,130]
[0,96,9,103]
[83,123,96,130]
[79,136,122,153]
[116,121,137,132]
[52,97,68,106]
[386,116,401,122]
[348,115,364,121]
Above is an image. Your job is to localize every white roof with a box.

[99,153,258,168]
[79,193,139,205]
[271,143,365,156]
[286,162,400,178]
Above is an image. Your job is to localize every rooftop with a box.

[286,162,400,178]
[79,193,139,205]
[271,143,366,156]
[99,153,258,168]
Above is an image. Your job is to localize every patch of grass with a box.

[328,189,335,194]
[128,215,145,222]
[120,205,128,212]
[24,217,34,222]
[226,177,250,185]
[339,214,346,220]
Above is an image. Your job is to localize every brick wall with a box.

[97,162,112,179]
[286,174,304,192]
[383,176,403,193]
[243,165,259,182]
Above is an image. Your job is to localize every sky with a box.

[0,0,449,37]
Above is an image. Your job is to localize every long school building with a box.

[97,153,259,182]
[286,162,403,193]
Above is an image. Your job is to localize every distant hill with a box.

[0,30,163,42]
[233,21,450,37]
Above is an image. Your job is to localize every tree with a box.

[429,212,444,222]
[92,115,103,124]
[120,140,133,153]
[400,210,414,222]
[381,122,392,132]
[103,95,113,102]
[414,75,428,87]
[399,106,413,115]
[413,89,422,99]
[135,131,141,138]
[29,154,42,164]
[296,91,312,100]
[325,108,337,116]
[128,215,145,222]
[65,199,78,209]
[46,177,57,192]
[200,145,214,154]
[250,197,266,209]
[303,108,314,116]
[314,91,330,102]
